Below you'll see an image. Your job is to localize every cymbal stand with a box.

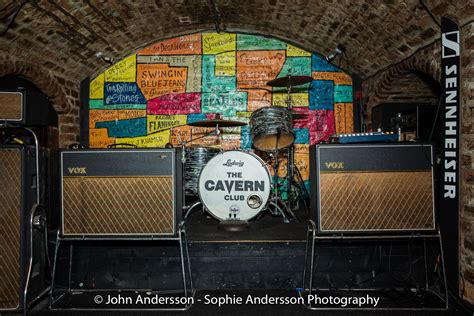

[265,129,290,223]
[285,78,298,213]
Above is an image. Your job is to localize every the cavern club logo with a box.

[204,177,266,193]
[222,159,244,167]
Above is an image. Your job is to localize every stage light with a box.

[325,44,346,63]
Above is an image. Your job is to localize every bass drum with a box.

[198,151,271,221]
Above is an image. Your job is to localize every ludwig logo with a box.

[222,159,244,167]
[68,167,87,174]
[325,162,344,169]
[442,30,460,58]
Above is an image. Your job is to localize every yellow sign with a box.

[236,111,252,118]
[147,115,187,134]
[215,52,236,76]
[105,54,136,82]
[287,44,311,57]
[89,73,104,99]
[119,130,171,148]
[272,93,309,107]
[202,33,236,54]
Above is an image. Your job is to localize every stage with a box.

[40,204,449,312]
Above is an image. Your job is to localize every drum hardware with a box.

[187,118,247,128]
[291,111,309,119]
[268,145,291,224]
[254,74,313,221]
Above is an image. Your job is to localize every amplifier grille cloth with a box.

[0,150,21,309]
[63,177,174,235]
[320,171,433,231]
[0,93,22,120]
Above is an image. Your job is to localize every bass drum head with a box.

[198,151,271,221]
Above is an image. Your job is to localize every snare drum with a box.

[185,146,220,196]
[250,107,294,152]
[198,151,271,221]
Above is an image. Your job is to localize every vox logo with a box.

[68,167,87,174]
[325,162,344,169]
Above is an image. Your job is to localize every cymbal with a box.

[291,111,309,119]
[272,87,310,94]
[188,119,247,128]
[267,75,313,87]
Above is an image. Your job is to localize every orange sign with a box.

[89,128,115,148]
[89,110,118,129]
[334,103,354,134]
[247,90,272,112]
[237,51,286,89]
[137,64,187,100]
[138,34,201,55]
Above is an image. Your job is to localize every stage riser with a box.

[53,241,438,291]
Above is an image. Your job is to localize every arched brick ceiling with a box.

[0,0,471,84]
[375,71,440,104]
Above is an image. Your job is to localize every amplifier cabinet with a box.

[310,143,436,234]
[0,145,45,310]
[0,89,50,126]
[60,149,182,238]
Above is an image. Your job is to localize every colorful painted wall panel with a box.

[88,32,354,185]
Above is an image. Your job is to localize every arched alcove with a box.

[86,31,354,188]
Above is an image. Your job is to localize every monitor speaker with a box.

[60,149,183,237]
[310,143,436,234]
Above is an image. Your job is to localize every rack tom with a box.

[250,107,294,152]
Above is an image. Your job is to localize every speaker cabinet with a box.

[310,143,436,234]
[0,89,50,126]
[0,145,45,311]
[60,149,182,237]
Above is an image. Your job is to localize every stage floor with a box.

[185,201,308,242]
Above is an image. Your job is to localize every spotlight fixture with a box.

[325,44,346,63]
[95,52,114,64]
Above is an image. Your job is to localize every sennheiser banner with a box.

[440,15,460,290]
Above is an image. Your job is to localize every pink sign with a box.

[148,93,201,115]
[308,110,335,144]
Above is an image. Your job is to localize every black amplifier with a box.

[310,143,436,234]
[0,88,51,126]
[60,149,183,238]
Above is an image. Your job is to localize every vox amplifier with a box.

[0,88,50,126]
[310,143,436,234]
[60,149,182,238]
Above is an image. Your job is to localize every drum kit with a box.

[178,75,313,228]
